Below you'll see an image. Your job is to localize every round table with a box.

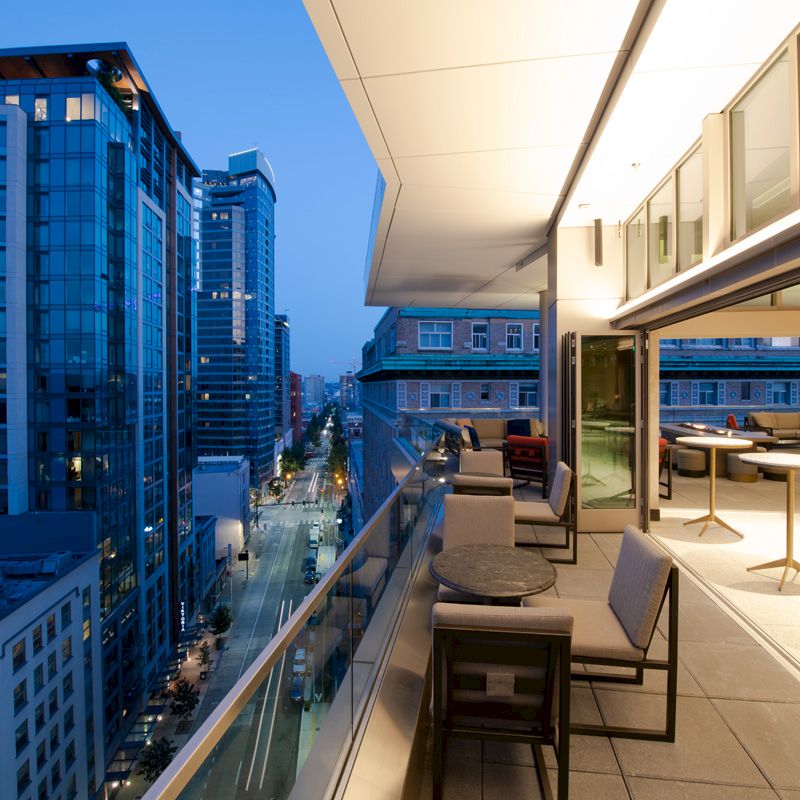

[739,452,800,590]
[676,436,752,537]
[429,543,556,602]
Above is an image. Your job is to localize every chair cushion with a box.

[434,601,573,635]
[479,438,506,450]
[472,418,507,439]
[523,596,643,661]
[514,500,560,524]
[506,418,532,437]
[607,525,672,650]
[451,474,513,494]
[548,462,572,517]
[443,494,515,548]
[774,412,800,427]
[751,411,778,429]
[460,449,504,476]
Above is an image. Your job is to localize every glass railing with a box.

[143,418,457,800]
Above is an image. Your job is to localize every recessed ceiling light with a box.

[578,203,591,209]
[631,162,641,169]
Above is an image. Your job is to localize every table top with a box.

[676,436,753,449]
[739,452,800,470]
[430,543,556,599]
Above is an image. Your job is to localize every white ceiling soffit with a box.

[303,0,642,309]
[563,0,800,229]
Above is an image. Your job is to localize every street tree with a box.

[209,604,234,649]
[138,737,177,782]
[169,677,200,720]
[198,641,212,677]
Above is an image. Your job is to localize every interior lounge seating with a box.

[524,525,678,741]
[505,434,549,496]
[438,494,515,602]
[432,602,572,800]
[451,449,512,495]
[514,461,577,565]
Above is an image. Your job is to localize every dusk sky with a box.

[2,0,385,381]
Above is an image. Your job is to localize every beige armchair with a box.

[451,449,513,495]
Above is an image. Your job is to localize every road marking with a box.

[235,759,243,785]
[244,599,285,791]
[259,598,293,791]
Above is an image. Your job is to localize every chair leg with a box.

[432,725,444,800]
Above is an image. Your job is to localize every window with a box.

[698,382,717,405]
[506,324,523,351]
[676,148,704,270]
[518,384,538,407]
[13,638,26,671]
[38,779,47,800]
[47,614,56,641]
[63,671,73,699]
[65,96,80,122]
[772,382,789,404]
[532,323,540,352]
[37,740,46,769]
[471,323,488,350]
[49,687,58,716]
[66,774,77,800]
[62,636,72,663]
[14,679,27,713]
[480,383,490,401]
[64,705,74,734]
[51,759,61,788]
[659,383,672,406]
[48,651,57,680]
[429,383,451,408]
[49,724,58,750]
[34,664,44,693]
[648,177,675,287]
[729,338,755,347]
[16,760,30,796]
[35,703,45,732]
[660,339,678,347]
[15,720,28,755]
[731,51,791,239]
[5,94,20,105]
[740,381,752,402]
[61,603,71,629]
[32,625,43,654]
[626,208,646,299]
[418,321,452,350]
[34,97,48,122]
[65,739,75,767]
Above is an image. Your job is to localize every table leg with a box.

[748,468,800,590]
[683,447,743,537]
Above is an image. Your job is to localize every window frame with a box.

[505,323,523,352]
[471,322,488,351]
[518,383,539,407]
[429,383,451,408]
[418,321,453,351]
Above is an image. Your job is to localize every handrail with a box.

[144,423,443,799]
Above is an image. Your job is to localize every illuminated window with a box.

[34,97,48,122]
[65,96,80,122]
[506,324,523,351]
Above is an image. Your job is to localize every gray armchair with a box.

[514,461,577,564]
[524,525,678,741]
[432,602,572,800]
[451,449,512,496]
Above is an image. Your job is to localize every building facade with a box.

[358,307,541,516]
[304,374,325,410]
[290,371,303,444]
[0,514,103,800]
[0,44,198,758]
[339,371,358,411]
[274,314,291,437]
[194,149,277,491]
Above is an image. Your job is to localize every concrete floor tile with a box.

[669,601,755,644]
[713,699,800,789]
[441,738,482,800]
[483,740,534,767]
[628,776,779,799]
[680,641,800,701]
[546,769,630,799]
[542,734,621,774]
[777,791,800,799]
[483,762,544,800]
[596,694,766,786]
[554,567,613,599]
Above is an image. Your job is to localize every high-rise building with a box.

[304,374,325,410]
[194,149,277,491]
[290,371,303,444]
[339,371,358,411]
[274,314,291,437]
[0,43,198,760]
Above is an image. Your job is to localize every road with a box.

[186,449,338,799]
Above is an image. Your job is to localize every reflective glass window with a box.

[34,97,47,122]
[65,96,80,122]
[677,148,703,268]
[648,177,675,287]
[626,207,645,299]
[731,51,792,238]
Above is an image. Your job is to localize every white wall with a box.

[193,463,250,558]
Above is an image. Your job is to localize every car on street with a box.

[304,569,316,584]
[290,674,304,703]
[293,648,306,675]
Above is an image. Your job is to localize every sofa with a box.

[451,417,544,450]
[745,411,800,439]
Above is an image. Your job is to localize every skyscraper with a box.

[0,44,198,758]
[194,149,277,491]
[290,371,303,445]
[339,371,358,411]
[304,374,325,410]
[274,314,291,440]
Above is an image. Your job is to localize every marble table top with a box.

[739,452,800,470]
[676,436,753,449]
[430,543,556,600]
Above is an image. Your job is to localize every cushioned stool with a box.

[726,453,758,482]
[677,448,705,477]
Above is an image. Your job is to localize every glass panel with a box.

[580,335,636,509]
[677,148,703,269]
[779,284,800,306]
[647,178,675,288]
[65,97,80,122]
[731,51,791,239]
[625,208,645,299]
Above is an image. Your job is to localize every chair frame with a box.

[433,623,571,800]
[503,438,549,497]
[516,471,578,565]
[658,445,673,500]
[570,565,679,742]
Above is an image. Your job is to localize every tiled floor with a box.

[417,475,800,799]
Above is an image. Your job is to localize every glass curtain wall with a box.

[648,178,675,288]
[677,148,704,269]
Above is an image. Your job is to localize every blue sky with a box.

[2,0,384,380]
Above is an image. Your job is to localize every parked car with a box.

[290,674,304,703]
[304,569,316,585]
[293,648,306,675]
[303,555,317,572]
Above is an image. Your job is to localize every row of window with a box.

[402,381,539,409]
[13,603,72,672]
[418,321,540,352]
[660,337,799,348]
[659,380,796,406]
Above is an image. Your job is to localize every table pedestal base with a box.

[684,513,743,538]
[747,557,800,591]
